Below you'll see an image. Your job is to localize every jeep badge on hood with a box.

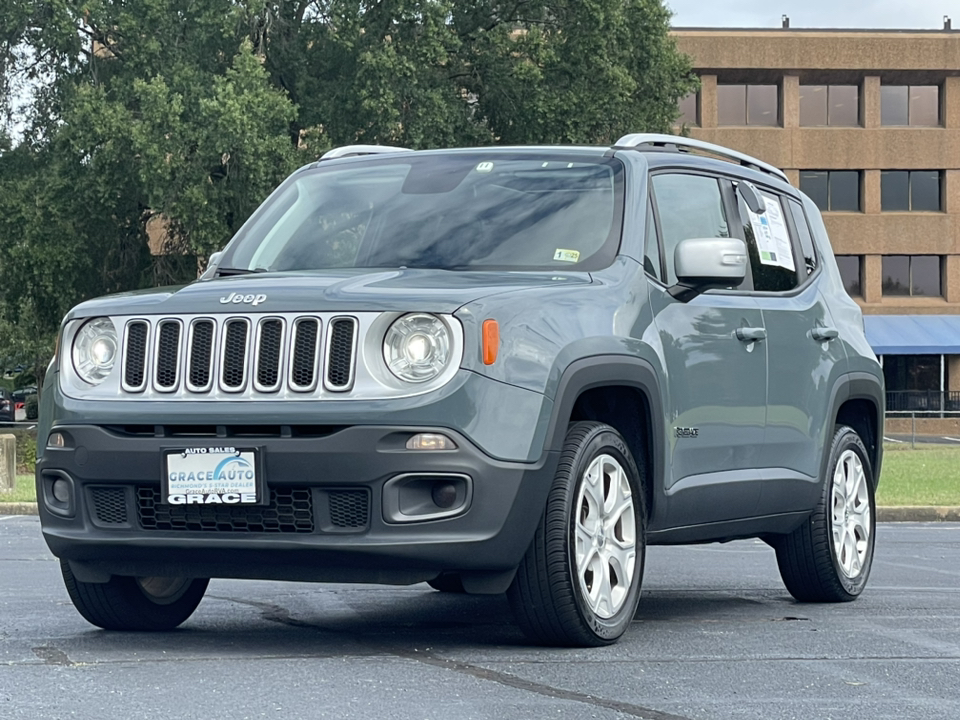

[220,292,267,306]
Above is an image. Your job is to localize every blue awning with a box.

[863,315,960,355]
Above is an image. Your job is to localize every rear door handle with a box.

[811,327,839,342]
[736,327,767,342]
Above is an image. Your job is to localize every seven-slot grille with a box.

[121,315,358,397]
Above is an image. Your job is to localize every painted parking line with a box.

[0,515,23,522]
[884,436,904,443]
[942,437,960,443]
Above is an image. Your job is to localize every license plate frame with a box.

[162,447,265,506]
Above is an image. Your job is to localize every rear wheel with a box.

[61,560,208,631]
[508,421,646,647]
[775,425,876,602]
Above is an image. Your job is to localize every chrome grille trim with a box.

[253,317,286,394]
[288,318,322,392]
[121,321,149,393]
[60,312,464,402]
[185,319,216,393]
[324,317,358,392]
[219,318,251,392]
[152,319,183,393]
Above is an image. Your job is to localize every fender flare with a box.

[543,355,666,514]
[820,371,885,487]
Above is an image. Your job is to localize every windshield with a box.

[221,153,624,273]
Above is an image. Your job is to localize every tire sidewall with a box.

[823,429,876,597]
[565,427,646,642]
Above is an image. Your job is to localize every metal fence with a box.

[886,390,960,414]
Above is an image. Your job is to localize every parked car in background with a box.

[0,388,13,422]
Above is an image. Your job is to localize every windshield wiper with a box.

[215,266,269,277]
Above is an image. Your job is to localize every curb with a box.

[2,502,960,522]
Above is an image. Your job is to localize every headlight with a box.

[383,314,452,383]
[72,317,118,385]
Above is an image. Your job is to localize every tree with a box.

[0,0,696,384]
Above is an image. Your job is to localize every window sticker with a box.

[746,196,796,272]
[475,161,494,173]
[554,249,580,263]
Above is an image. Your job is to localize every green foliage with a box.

[0,0,696,368]
[15,430,36,474]
[24,393,38,420]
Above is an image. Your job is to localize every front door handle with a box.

[736,327,767,342]
[811,327,839,342]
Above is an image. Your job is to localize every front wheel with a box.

[508,421,647,647]
[775,425,876,602]
[61,560,209,631]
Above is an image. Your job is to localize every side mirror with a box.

[738,181,766,215]
[670,237,748,301]
[199,251,224,280]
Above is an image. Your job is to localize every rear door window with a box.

[736,189,801,293]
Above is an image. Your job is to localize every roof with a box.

[863,315,960,355]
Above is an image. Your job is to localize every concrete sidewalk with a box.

[2,501,959,522]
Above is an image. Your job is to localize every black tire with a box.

[427,573,466,593]
[775,425,876,602]
[507,421,647,647]
[61,560,209,631]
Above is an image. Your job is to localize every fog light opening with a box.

[431,481,458,509]
[406,433,457,451]
[52,479,71,504]
[47,432,66,449]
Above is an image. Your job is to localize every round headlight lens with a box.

[383,314,452,383]
[72,317,118,385]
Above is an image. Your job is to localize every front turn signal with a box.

[482,319,499,365]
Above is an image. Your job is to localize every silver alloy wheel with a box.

[136,577,191,602]
[831,449,872,579]
[573,454,637,619]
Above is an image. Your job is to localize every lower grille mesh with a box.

[328,490,370,529]
[137,486,314,533]
[91,487,129,525]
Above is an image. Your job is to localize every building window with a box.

[881,171,942,212]
[717,84,779,126]
[799,171,860,212]
[881,85,941,126]
[799,85,859,126]
[835,256,862,297]
[883,355,941,392]
[882,255,942,297]
[677,92,698,126]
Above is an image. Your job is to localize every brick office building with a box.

[672,23,960,424]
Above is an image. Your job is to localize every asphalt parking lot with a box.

[1,517,958,720]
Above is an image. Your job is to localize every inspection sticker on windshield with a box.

[476,161,494,173]
[554,249,580,263]
[164,447,260,505]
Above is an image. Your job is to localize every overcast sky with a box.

[668,0,952,29]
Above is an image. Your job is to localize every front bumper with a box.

[38,424,559,589]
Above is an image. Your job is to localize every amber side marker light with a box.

[482,319,499,365]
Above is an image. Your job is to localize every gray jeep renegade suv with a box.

[37,134,884,647]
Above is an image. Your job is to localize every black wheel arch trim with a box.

[543,355,665,519]
[821,371,885,489]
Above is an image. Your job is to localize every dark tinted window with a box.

[883,355,941,392]
[788,200,817,275]
[737,192,799,293]
[718,84,778,126]
[881,171,910,211]
[651,174,730,286]
[222,154,624,272]
[644,199,661,280]
[882,171,941,212]
[800,171,860,211]
[911,171,942,212]
[678,92,698,126]
[882,84,940,126]
[882,255,942,297]
[835,255,862,297]
[799,171,828,210]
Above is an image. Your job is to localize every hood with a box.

[65,268,593,319]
